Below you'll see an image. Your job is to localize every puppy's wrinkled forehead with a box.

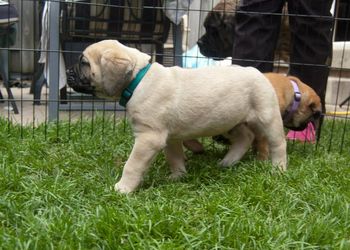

[83,40,132,64]
[83,41,116,59]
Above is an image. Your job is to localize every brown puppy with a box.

[185,73,322,161]
[197,0,290,62]
[253,73,322,160]
[265,73,322,131]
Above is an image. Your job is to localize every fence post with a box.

[48,1,60,122]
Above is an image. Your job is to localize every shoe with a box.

[286,122,316,143]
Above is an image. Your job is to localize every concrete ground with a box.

[0,85,126,125]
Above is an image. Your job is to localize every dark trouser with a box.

[232,0,334,114]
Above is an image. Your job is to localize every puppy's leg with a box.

[183,139,205,154]
[268,132,287,171]
[253,134,269,161]
[219,124,255,167]
[115,132,167,193]
[252,118,287,171]
[165,140,186,179]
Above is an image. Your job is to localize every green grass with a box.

[0,118,349,249]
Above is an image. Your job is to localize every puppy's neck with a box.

[282,79,302,122]
[127,49,151,80]
[119,63,152,107]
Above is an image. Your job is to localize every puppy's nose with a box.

[66,68,75,77]
[66,68,78,86]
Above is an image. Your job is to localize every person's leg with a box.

[287,0,334,140]
[232,0,285,72]
[288,0,334,111]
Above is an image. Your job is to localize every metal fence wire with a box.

[0,0,349,153]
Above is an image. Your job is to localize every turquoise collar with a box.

[119,63,152,107]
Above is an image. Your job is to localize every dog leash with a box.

[283,80,301,123]
[119,63,152,107]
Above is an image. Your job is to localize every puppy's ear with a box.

[100,49,135,96]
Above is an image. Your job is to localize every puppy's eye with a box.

[309,103,322,119]
[309,102,318,112]
[81,59,90,67]
[79,56,90,67]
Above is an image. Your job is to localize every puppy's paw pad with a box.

[114,182,134,194]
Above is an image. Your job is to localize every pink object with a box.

[286,122,316,143]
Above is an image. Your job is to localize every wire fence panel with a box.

[0,0,348,154]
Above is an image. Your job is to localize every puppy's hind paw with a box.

[168,170,186,180]
[114,181,135,194]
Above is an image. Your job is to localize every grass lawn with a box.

[0,117,349,249]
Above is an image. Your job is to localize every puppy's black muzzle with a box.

[66,65,95,95]
[285,111,322,131]
[197,35,230,60]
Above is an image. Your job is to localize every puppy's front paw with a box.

[114,181,135,194]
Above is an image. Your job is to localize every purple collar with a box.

[283,80,301,123]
